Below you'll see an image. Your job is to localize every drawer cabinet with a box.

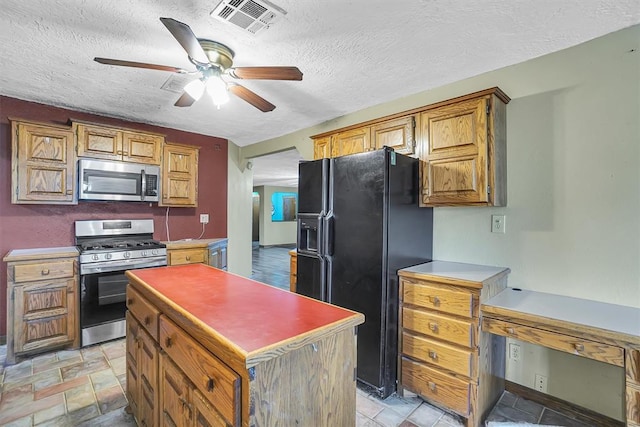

[398,261,510,427]
[208,239,228,270]
[4,247,80,364]
[168,248,208,266]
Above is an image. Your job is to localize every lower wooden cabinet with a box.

[165,239,228,268]
[289,250,297,292]
[398,261,510,427]
[4,247,79,364]
[126,311,159,427]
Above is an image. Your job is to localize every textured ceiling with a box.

[2,0,639,151]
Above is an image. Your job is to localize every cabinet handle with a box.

[66,189,73,195]
[127,298,133,305]
[574,343,584,352]
[41,269,50,276]
[428,350,437,360]
[429,296,440,306]
[165,337,172,348]
[506,327,515,335]
[122,151,129,156]
[206,377,215,392]
[428,381,437,391]
[117,150,123,155]
[144,316,151,326]
[186,256,191,261]
[428,322,438,332]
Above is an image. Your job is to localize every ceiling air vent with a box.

[210,0,286,35]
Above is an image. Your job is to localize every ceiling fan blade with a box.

[174,92,196,107]
[229,84,275,112]
[94,57,188,73]
[160,17,209,64]
[228,67,303,81]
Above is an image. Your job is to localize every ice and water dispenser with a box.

[297,213,322,254]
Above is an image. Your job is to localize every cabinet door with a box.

[192,388,230,427]
[332,127,371,157]
[161,143,199,207]
[76,123,123,161]
[126,312,141,418]
[313,136,332,159]
[12,121,76,204]
[160,353,192,427]
[122,131,163,165]
[12,278,76,354]
[138,325,159,427]
[372,116,416,155]
[420,97,489,205]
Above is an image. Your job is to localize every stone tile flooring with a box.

[0,339,598,426]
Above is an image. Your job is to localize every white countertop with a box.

[399,260,510,284]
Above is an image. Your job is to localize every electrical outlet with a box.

[534,374,548,392]
[491,214,506,233]
[200,214,209,224]
[509,343,521,361]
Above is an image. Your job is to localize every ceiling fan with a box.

[94,17,303,112]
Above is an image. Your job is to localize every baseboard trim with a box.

[504,380,624,427]
[257,244,296,249]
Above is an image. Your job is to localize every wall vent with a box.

[210,0,286,35]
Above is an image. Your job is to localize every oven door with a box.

[80,259,165,347]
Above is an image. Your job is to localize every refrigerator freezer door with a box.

[298,158,330,215]
[329,150,388,393]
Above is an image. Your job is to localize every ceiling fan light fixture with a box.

[206,76,230,106]
[184,79,205,100]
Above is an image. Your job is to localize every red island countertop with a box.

[126,264,364,366]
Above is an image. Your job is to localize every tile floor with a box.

[0,247,598,426]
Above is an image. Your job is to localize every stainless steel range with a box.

[75,219,167,346]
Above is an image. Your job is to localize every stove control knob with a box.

[92,254,99,261]
[123,252,131,259]
[152,249,158,255]
[141,250,148,256]
[105,253,112,260]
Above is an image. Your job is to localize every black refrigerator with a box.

[296,147,433,398]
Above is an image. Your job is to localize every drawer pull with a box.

[41,269,50,276]
[206,377,215,392]
[506,327,515,335]
[428,381,437,391]
[428,322,438,332]
[574,343,584,352]
[165,337,172,348]
[428,350,438,360]
[186,256,191,261]
[429,296,441,306]
[144,316,151,326]
[127,298,133,305]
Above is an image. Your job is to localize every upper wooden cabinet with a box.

[11,119,77,204]
[160,142,199,207]
[420,88,509,206]
[371,115,416,155]
[312,115,416,160]
[332,126,372,157]
[74,122,163,165]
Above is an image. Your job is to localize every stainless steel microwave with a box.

[78,159,160,202]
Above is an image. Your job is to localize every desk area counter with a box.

[125,263,364,426]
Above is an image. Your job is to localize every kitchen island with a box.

[125,263,364,427]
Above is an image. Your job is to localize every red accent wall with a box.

[0,96,228,337]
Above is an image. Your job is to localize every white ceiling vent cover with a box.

[211,0,286,35]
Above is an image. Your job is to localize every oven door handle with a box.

[80,257,167,275]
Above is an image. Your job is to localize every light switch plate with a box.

[491,215,506,233]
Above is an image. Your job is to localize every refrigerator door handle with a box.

[323,212,334,256]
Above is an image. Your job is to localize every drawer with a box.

[401,357,471,415]
[402,332,476,378]
[403,279,476,318]
[160,316,240,426]
[126,286,160,340]
[482,317,624,367]
[403,307,475,348]
[13,260,75,283]
[169,248,207,265]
